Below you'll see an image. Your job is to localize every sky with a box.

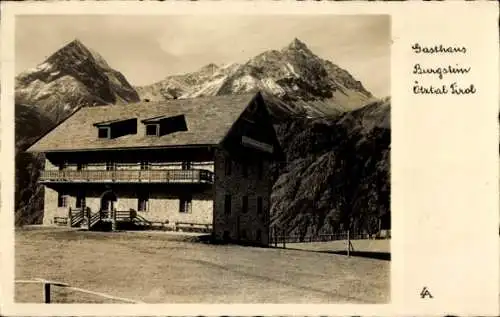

[16,15,390,97]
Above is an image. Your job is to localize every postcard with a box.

[0,1,498,316]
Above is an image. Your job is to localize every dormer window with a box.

[98,127,110,139]
[93,118,137,139]
[141,114,188,137]
[145,124,159,136]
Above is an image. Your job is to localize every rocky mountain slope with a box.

[270,97,390,236]
[136,39,375,118]
[15,104,55,226]
[15,39,140,225]
[16,39,140,123]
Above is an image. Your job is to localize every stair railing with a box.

[68,207,84,227]
[88,210,101,229]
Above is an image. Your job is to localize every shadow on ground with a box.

[192,235,391,261]
[320,250,390,261]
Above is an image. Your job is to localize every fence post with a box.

[111,209,117,231]
[68,208,72,227]
[43,282,51,303]
[282,228,286,249]
[274,227,277,247]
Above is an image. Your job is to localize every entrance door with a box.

[76,192,86,210]
[101,199,114,211]
[100,190,117,217]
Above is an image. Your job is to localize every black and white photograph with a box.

[12,13,391,304]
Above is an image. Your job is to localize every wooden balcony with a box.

[39,169,214,184]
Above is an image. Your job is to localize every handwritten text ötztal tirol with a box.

[411,43,476,96]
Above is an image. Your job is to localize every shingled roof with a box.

[27,92,259,152]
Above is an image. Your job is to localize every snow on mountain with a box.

[16,39,140,123]
[136,61,240,100]
[136,38,375,118]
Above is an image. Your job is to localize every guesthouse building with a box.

[27,92,283,245]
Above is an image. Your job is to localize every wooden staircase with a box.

[65,208,153,231]
[67,207,103,230]
[131,214,153,229]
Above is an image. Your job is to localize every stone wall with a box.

[140,188,213,224]
[43,184,213,226]
[43,187,74,225]
[213,149,271,245]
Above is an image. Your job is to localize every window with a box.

[76,192,86,209]
[257,197,263,215]
[57,192,68,208]
[106,161,115,171]
[140,161,150,170]
[141,115,188,137]
[242,163,248,178]
[76,163,87,171]
[138,193,149,211]
[179,195,192,213]
[145,124,159,136]
[224,195,231,215]
[58,162,67,171]
[182,161,191,170]
[224,159,232,176]
[98,127,110,139]
[242,196,248,214]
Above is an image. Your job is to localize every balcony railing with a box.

[39,169,214,184]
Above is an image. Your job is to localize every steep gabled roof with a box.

[27,93,258,152]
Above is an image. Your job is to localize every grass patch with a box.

[15,227,389,303]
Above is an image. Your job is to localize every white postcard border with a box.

[1,1,498,316]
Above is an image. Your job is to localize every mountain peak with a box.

[199,63,219,74]
[45,38,113,71]
[47,38,94,63]
[137,37,373,116]
[285,38,312,52]
[68,38,86,48]
[16,37,140,121]
[61,38,93,55]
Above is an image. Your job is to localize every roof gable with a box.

[220,92,285,161]
[27,93,258,152]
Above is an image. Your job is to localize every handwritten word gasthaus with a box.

[411,43,467,54]
[413,63,471,80]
